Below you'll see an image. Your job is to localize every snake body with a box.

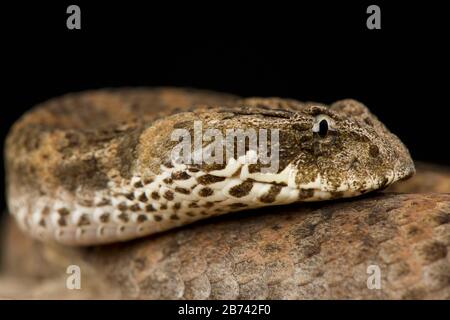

[5,88,415,245]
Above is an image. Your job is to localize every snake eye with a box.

[318,119,328,137]
[312,114,333,137]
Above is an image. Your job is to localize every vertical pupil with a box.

[319,119,328,137]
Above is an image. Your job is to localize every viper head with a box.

[149,97,414,202]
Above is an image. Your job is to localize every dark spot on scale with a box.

[118,212,129,223]
[96,198,111,206]
[39,219,46,227]
[188,202,199,208]
[173,202,181,210]
[186,212,195,217]
[154,215,163,221]
[160,204,168,210]
[172,171,191,180]
[143,177,154,185]
[260,185,283,203]
[145,204,156,212]
[419,241,448,263]
[432,211,450,225]
[170,214,180,220]
[130,204,140,212]
[138,193,148,202]
[199,187,214,197]
[41,207,50,216]
[188,167,200,173]
[204,202,214,208]
[163,190,174,201]
[407,225,422,237]
[77,214,90,226]
[57,208,70,216]
[248,164,260,174]
[197,174,225,185]
[163,161,174,169]
[298,189,314,200]
[175,187,190,194]
[58,216,67,226]
[369,144,380,158]
[229,181,254,198]
[125,193,135,201]
[137,215,148,223]
[163,178,173,185]
[117,202,128,211]
[134,181,144,188]
[100,213,110,223]
[151,192,160,200]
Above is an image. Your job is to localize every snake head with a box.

[143,97,415,205]
[282,98,415,199]
[185,98,416,201]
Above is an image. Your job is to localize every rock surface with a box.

[1,163,449,299]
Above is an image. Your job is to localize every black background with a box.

[1,1,449,215]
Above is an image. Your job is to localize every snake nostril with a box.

[369,145,380,158]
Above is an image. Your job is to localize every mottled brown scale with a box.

[77,214,91,226]
[138,193,148,202]
[228,181,254,198]
[96,198,111,206]
[133,181,144,188]
[151,192,160,200]
[197,174,226,185]
[130,204,140,212]
[174,187,190,195]
[118,213,129,223]
[136,215,148,223]
[99,213,110,223]
[199,187,214,197]
[260,185,283,203]
[117,202,128,212]
[173,202,181,210]
[163,190,174,201]
[57,208,70,216]
[171,171,191,180]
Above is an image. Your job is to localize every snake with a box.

[5,88,415,246]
